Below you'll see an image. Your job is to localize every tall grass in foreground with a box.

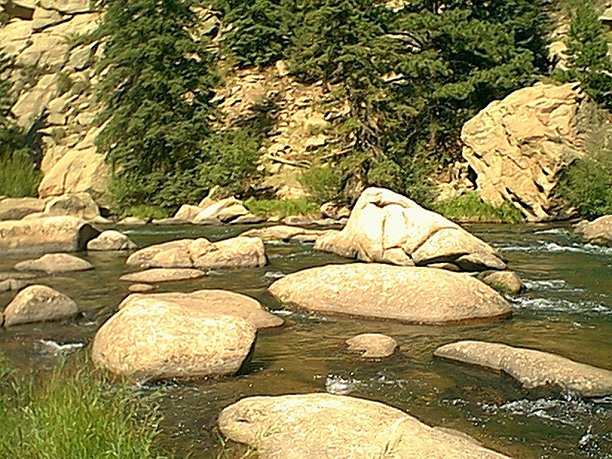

[0,354,168,459]
[0,153,42,198]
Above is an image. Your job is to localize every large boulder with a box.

[435,341,612,397]
[91,300,256,382]
[0,216,99,254]
[269,264,512,324]
[0,197,46,221]
[87,230,137,251]
[574,216,612,247]
[3,285,78,326]
[461,83,598,222]
[193,197,251,224]
[314,187,505,272]
[218,394,509,458]
[14,253,93,273]
[118,290,283,330]
[43,193,100,220]
[126,236,267,269]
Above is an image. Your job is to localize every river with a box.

[0,223,610,458]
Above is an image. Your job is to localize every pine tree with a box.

[96,0,220,208]
[564,0,611,109]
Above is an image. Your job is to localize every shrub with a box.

[299,165,342,203]
[431,191,524,223]
[0,150,42,198]
[0,354,167,458]
[244,197,320,218]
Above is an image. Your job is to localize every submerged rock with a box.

[3,285,78,326]
[14,253,93,273]
[126,236,267,270]
[118,290,283,330]
[0,217,100,254]
[345,333,398,359]
[91,299,256,382]
[268,264,511,324]
[575,216,612,247]
[314,187,506,271]
[127,283,156,293]
[119,268,205,283]
[218,394,509,458]
[434,341,612,397]
[87,230,137,251]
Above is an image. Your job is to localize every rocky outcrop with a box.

[119,268,205,283]
[269,264,512,324]
[3,285,78,326]
[575,216,612,247]
[435,341,612,397]
[241,225,333,243]
[0,197,46,220]
[461,83,603,222]
[346,333,398,359]
[126,236,267,270]
[118,290,283,330]
[218,394,509,458]
[314,187,506,272]
[87,230,136,251]
[91,299,256,382]
[0,216,99,253]
[14,253,93,273]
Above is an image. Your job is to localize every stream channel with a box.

[0,223,610,458]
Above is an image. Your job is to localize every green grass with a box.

[432,191,524,224]
[244,197,320,218]
[0,353,168,458]
[0,153,42,198]
[122,205,172,220]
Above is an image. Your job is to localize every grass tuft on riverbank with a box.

[244,197,320,218]
[0,354,168,458]
[432,192,524,224]
[0,153,42,198]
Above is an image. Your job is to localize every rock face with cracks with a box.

[91,300,257,382]
[3,285,78,326]
[125,236,267,269]
[218,394,510,458]
[118,290,283,330]
[268,264,511,324]
[314,187,506,272]
[434,341,612,397]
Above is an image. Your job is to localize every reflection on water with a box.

[0,222,611,458]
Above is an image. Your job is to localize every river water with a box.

[0,223,610,458]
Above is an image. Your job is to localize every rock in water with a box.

[218,394,510,458]
[314,187,505,272]
[345,333,398,358]
[3,285,78,326]
[119,268,205,283]
[268,264,511,324]
[118,290,283,330]
[575,216,612,247]
[91,300,256,382]
[434,341,612,397]
[87,230,137,251]
[0,216,100,254]
[478,270,525,295]
[14,253,93,273]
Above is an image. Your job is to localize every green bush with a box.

[0,151,42,198]
[432,191,524,223]
[299,165,342,203]
[121,204,172,220]
[0,354,167,458]
[244,197,320,218]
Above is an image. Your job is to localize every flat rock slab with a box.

[269,264,512,324]
[434,341,612,397]
[14,253,93,273]
[241,225,333,243]
[91,300,256,382]
[118,290,283,330]
[0,216,100,254]
[218,394,509,458]
[119,268,205,283]
[346,333,398,358]
[3,285,78,327]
